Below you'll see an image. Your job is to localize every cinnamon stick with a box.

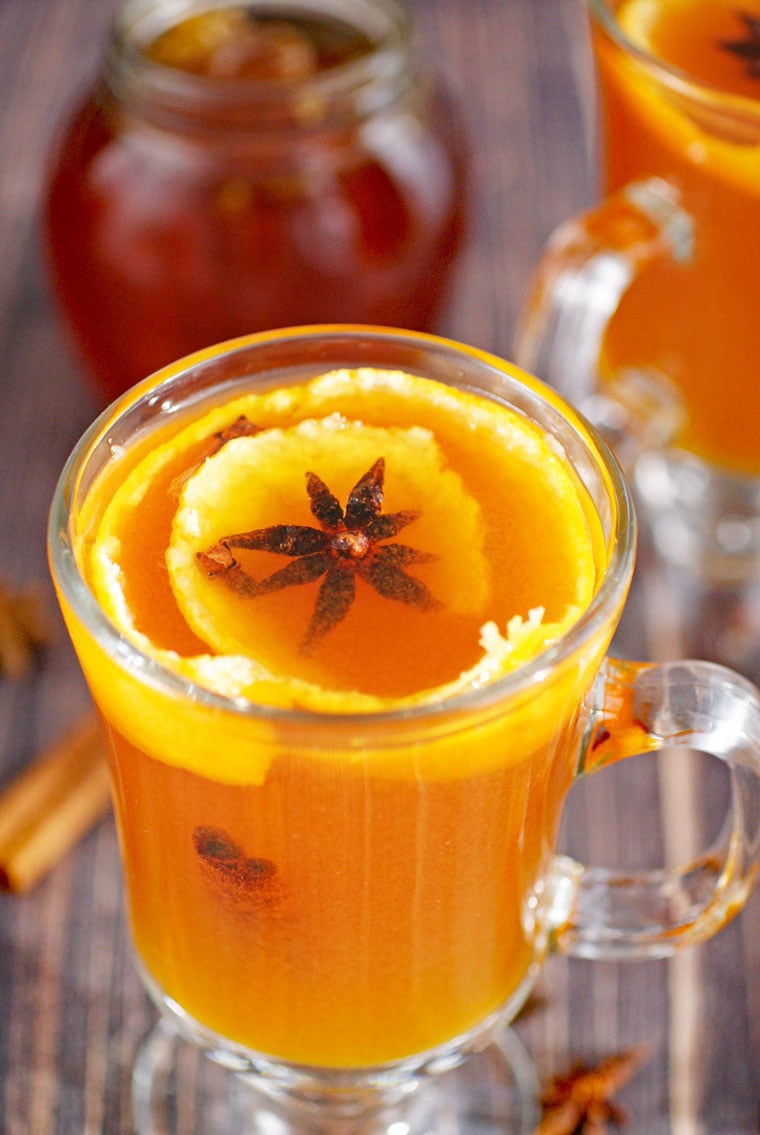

[0,715,111,893]
[0,578,52,677]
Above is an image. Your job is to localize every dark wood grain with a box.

[1,1,759,1132]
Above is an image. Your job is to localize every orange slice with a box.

[166,416,488,665]
[86,367,599,766]
[78,366,605,784]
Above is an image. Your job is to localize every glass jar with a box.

[44,0,469,402]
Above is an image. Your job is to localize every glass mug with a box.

[48,327,760,1134]
[516,0,760,582]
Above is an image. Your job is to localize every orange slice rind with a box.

[77,366,608,784]
[89,367,597,715]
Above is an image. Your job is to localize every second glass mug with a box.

[516,0,760,582]
[48,326,760,1134]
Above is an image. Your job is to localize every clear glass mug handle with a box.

[515,178,694,469]
[548,656,760,960]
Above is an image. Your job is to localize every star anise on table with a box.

[198,457,441,650]
[536,1046,648,1135]
[719,11,760,77]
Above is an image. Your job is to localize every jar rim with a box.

[106,0,416,131]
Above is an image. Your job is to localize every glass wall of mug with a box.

[48,326,760,1133]
[44,0,469,403]
[516,0,760,583]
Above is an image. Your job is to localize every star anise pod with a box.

[536,1046,648,1135]
[194,826,277,890]
[719,11,760,77]
[193,826,280,911]
[198,457,441,650]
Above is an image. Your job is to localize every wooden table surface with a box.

[1,1,759,1132]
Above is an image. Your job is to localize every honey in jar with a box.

[44,1,469,401]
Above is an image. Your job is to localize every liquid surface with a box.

[86,368,599,709]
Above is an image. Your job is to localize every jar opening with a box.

[106,0,415,131]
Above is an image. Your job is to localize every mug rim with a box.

[48,324,636,734]
[586,0,760,119]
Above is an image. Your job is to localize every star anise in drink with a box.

[198,457,441,650]
[194,826,276,890]
[193,826,280,911]
[719,11,760,77]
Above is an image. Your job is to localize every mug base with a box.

[131,1017,540,1135]
[634,448,760,584]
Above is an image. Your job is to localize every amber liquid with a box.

[109,718,573,1067]
[67,371,607,1068]
[44,10,467,403]
[597,0,760,474]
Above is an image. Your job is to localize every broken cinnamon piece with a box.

[536,1046,649,1134]
[0,714,111,893]
[0,579,53,678]
[169,415,262,496]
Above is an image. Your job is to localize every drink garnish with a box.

[197,457,441,651]
[89,368,597,725]
[719,11,760,76]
